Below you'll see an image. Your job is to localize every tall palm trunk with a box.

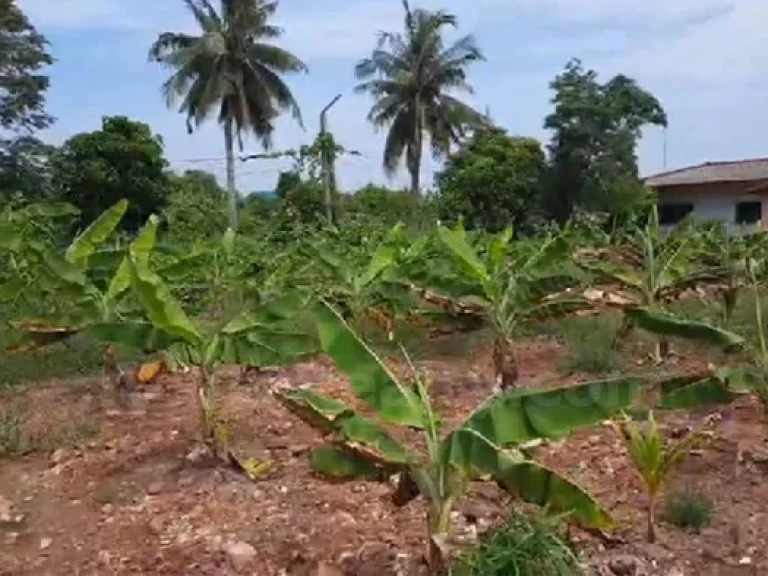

[223,118,238,230]
[408,107,423,196]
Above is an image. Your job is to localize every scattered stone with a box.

[459,501,496,524]
[309,561,345,576]
[50,448,68,466]
[290,444,310,457]
[147,481,164,495]
[739,557,752,565]
[608,555,638,576]
[0,495,13,522]
[5,532,18,545]
[332,511,356,527]
[225,541,257,571]
[148,517,164,535]
[39,537,52,550]
[185,445,209,464]
[101,503,114,515]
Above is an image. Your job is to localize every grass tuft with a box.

[558,313,622,374]
[453,509,582,576]
[0,401,26,455]
[663,488,714,534]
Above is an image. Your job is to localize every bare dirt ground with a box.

[0,339,766,575]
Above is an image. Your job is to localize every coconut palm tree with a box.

[355,0,485,196]
[149,0,307,229]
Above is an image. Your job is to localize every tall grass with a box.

[558,313,622,374]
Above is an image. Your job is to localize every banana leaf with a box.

[314,299,426,429]
[462,377,641,445]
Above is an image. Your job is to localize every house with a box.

[644,158,768,230]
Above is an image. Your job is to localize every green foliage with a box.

[559,314,622,374]
[343,184,431,229]
[164,170,228,242]
[453,510,581,576]
[50,116,170,232]
[355,0,486,194]
[435,128,547,233]
[0,0,54,202]
[0,0,53,134]
[544,59,666,225]
[430,223,589,389]
[279,300,640,573]
[663,488,713,534]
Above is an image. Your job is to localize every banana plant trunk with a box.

[223,118,238,231]
[198,366,219,459]
[427,500,453,575]
[102,344,120,389]
[722,284,738,322]
[493,336,518,391]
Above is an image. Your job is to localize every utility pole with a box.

[320,94,342,224]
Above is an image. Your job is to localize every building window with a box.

[658,203,694,225]
[735,201,762,225]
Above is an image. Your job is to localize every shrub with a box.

[453,509,582,576]
[664,488,713,534]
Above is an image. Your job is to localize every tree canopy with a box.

[435,127,547,233]
[51,116,171,232]
[0,0,54,202]
[544,59,667,225]
[149,0,307,230]
[355,0,486,195]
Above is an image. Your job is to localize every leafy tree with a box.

[0,0,54,200]
[435,127,547,233]
[51,116,171,232]
[342,184,430,228]
[164,169,228,242]
[544,59,666,225]
[0,136,55,201]
[149,0,307,230]
[355,0,485,196]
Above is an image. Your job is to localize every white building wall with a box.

[659,188,764,232]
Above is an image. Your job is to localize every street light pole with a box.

[320,94,342,224]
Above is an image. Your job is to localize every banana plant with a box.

[612,411,717,543]
[277,300,641,574]
[698,223,768,322]
[574,207,723,363]
[626,265,768,426]
[90,253,318,469]
[4,200,159,387]
[413,223,589,390]
[0,201,81,307]
[304,223,418,339]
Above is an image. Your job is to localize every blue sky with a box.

[17,0,768,193]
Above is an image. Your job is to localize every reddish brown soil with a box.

[0,340,766,575]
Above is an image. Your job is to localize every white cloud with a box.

[615,0,768,80]
[17,0,142,30]
[512,0,732,24]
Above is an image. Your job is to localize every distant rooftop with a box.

[645,158,768,187]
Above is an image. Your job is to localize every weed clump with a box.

[559,314,622,374]
[664,488,713,534]
[453,510,582,576]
